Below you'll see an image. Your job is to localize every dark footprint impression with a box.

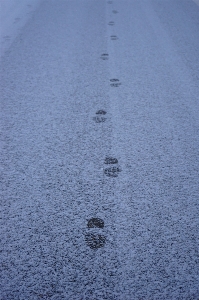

[85,233,106,249]
[107,0,113,3]
[108,21,115,26]
[96,110,107,115]
[93,110,107,123]
[112,10,118,14]
[87,218,104,228]
[110,78,121,87]
[104,157,118,164]
[101,53,109,60]
[104,166,121,177]
[110,35,118,40]
[85,218,106,249]
[104,156,121,177]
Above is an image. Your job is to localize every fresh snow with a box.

[0,0,42,58]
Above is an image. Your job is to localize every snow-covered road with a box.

[0,0,42,58]
[1,0,199,299]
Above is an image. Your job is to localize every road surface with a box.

[1,0,199,299]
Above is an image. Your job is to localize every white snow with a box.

[0,0,42,58]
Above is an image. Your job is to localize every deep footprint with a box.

[104,157,118,164]
[85,233,106,249]
[112,10,118,13]
[96,110,107,115]
[87,218,104,228]
[104,166,121,177]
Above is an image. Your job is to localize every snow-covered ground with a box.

[1,0,199,298]
[0,0,42,58]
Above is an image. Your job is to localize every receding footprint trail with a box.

[85,0,121,279]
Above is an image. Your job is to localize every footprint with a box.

[104,157,118,164]
[93,116,106,123]
[100,53,109,60]
[93,110,107,122]
[110,78,121,87]
[112,10,118,13]
[85,233,106,249]
[107,0,113,3]
[104,166,121,177]
[108,21,115,26]
[96,110,107,115]
[85,218,106,249]
[110,35,118,40]
[87,218,104,228]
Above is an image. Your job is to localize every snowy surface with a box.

[0,0,199,299]
[0,0,42,58]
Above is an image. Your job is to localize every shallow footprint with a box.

[93,116,106,123]
[104,157,118,164]
[108,21,115,26]
[96,110,107,115]
[100,53,109,60]
[110,78,121,87]
[85,233,106,249]
[110,35,118,40]
[104,166,121,177]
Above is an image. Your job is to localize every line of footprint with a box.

[85,0,121,250]
[85,158,121,249]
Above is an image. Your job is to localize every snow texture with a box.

[0,0,199,299]
[0,0,42,59]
